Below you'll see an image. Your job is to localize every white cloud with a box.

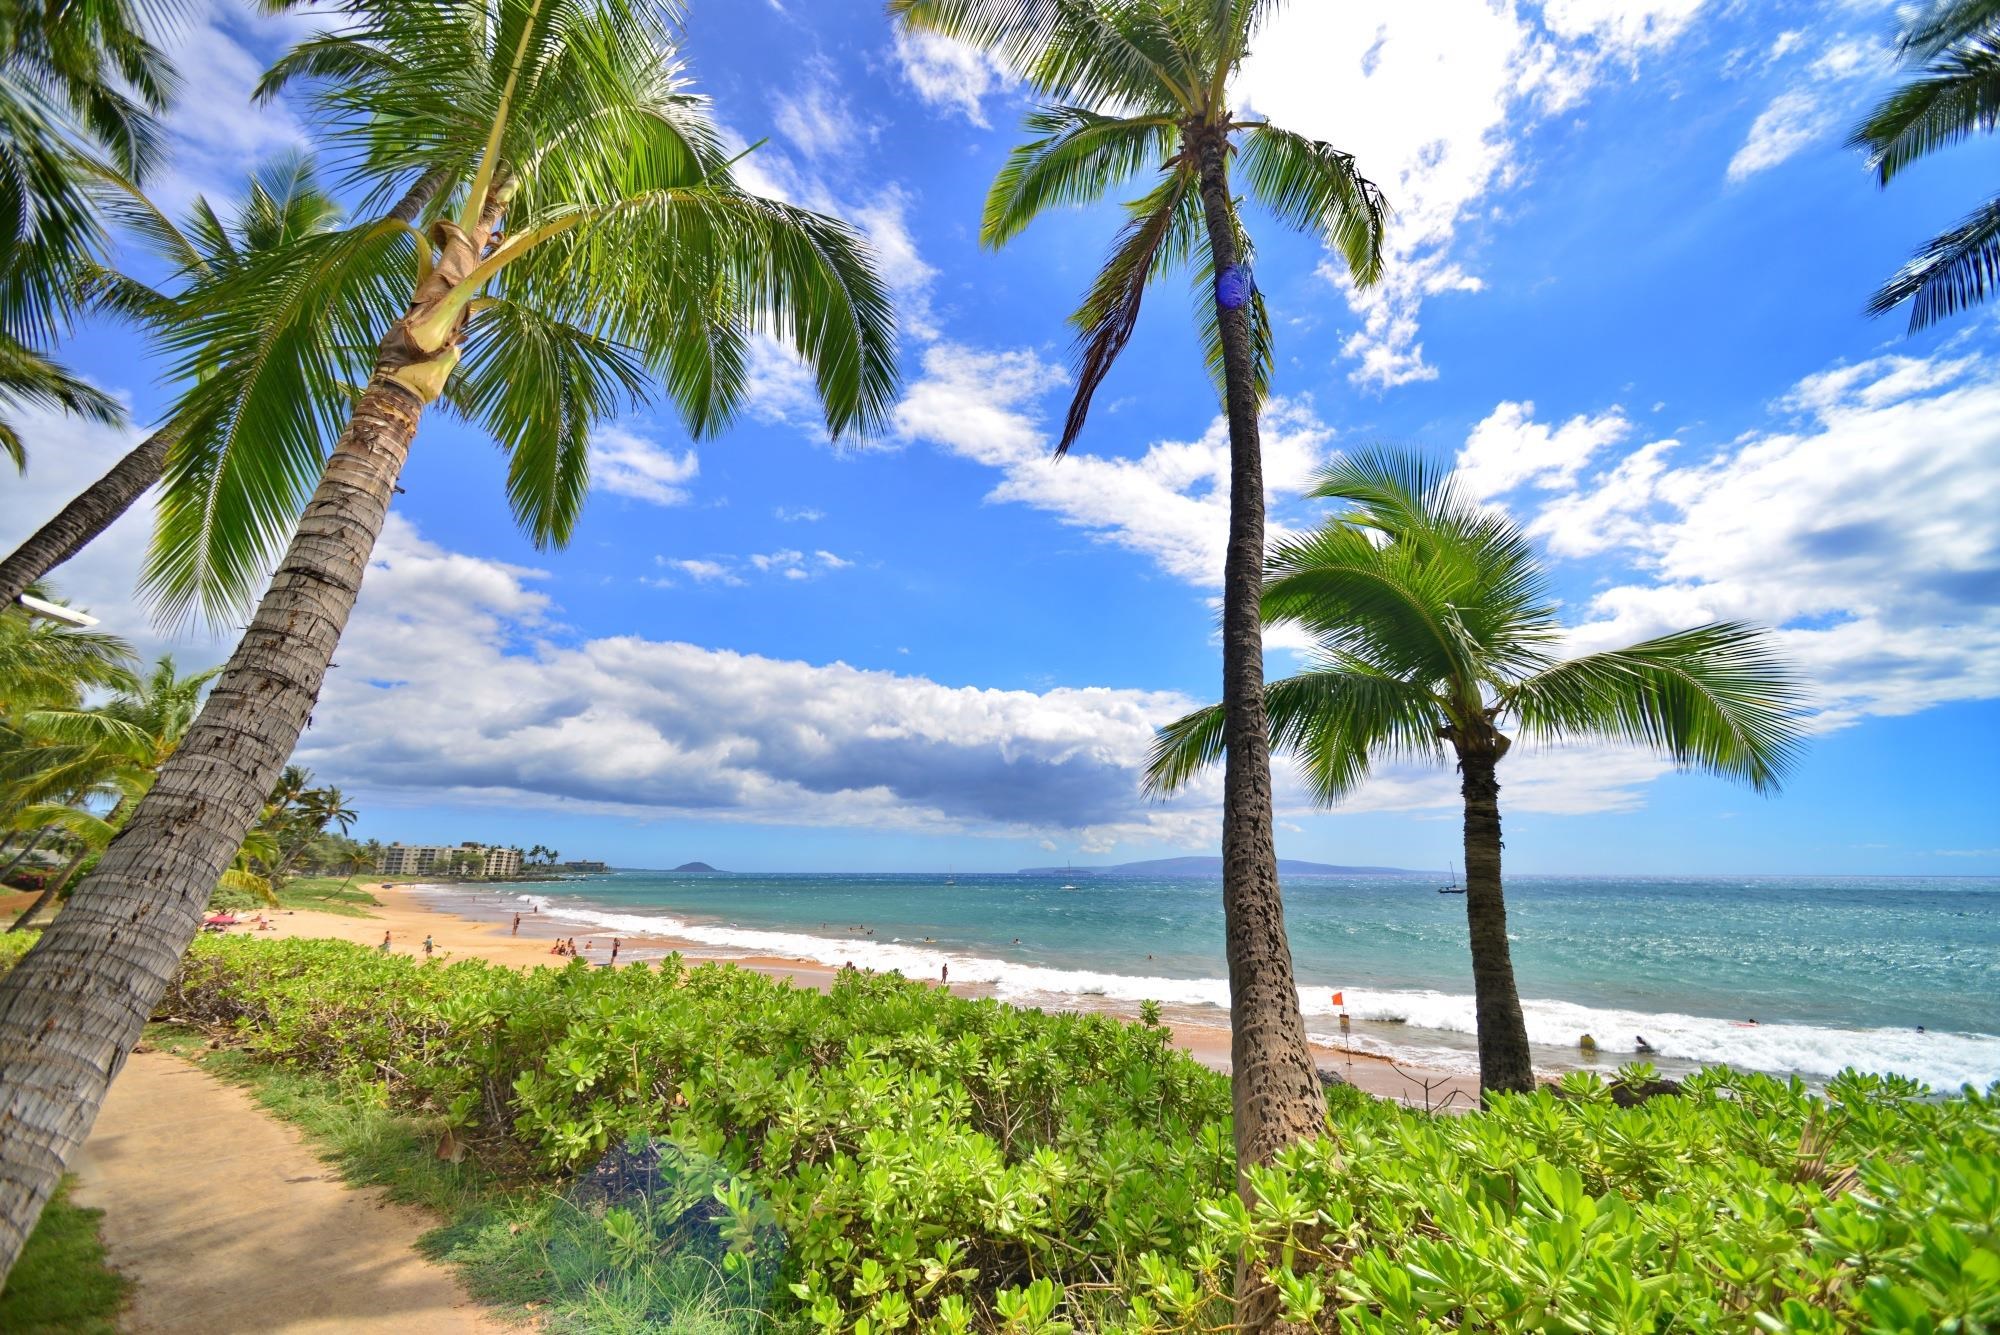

[1520,348,2000,725]
[772,62,867,159]
[890,29,1015,128]
[893,342,1336,587]
[589,426,699,506]
[1726,88,1839,181]
[1726,30,1889,182]
[660,558,740,586]
[654,548,854,586]
[151,0,313,214]
[1456,399,1631,500]
[774,506,824,523]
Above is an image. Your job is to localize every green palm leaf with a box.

[981,105,1175,248]
[1508,623,1807,793]
[1848,37,2000,185]
[1238,122,1389,285]
[1866,194,2000,329]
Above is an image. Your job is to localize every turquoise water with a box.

[451,870,2000,1088]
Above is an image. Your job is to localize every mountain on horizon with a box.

[1016,856,1422,877]
[670,861,722,873]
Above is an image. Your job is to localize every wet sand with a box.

[230,882,1485,1110]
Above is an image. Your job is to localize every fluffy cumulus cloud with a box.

[890,29,1016,128]
[589,427,699,506]
[892,343,1335,587]
[151,0,316,212]
[1512,348,2000,725]
[1235,0,1715,389]
[1457,400,1632,501]
[1726,32,1890,182]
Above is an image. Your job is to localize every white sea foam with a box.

[494,893,2000,1091]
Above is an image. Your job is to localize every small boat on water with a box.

[1060,884,1078,891]
[1438,861,1464,894]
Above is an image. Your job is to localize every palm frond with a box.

[446,298,651,549]
[1056,167,1191,454]
[1238,121,1388,285]
[891,0,1203,113]
[1146,664,1446,804]
[1848,37,2000,185]
[1867,193,2000,328]
[1898,0,2000,58]
[1507,623,1807,793]
[981,105,1174,247]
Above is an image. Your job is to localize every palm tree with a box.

[0,0,897,1278]
[890,0,1388,1198]
[0,155,372,609]
[0,0,174,460]
[1851,0,2000,327]
[1148,451,1807,1096]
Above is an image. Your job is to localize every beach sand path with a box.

[69,1049,516,1334]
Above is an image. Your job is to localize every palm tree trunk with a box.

[0,829,51,881]
[1192,124,1326,1334]
[1459,745,1534,1097]
[0,426,175,607]
[0,208,500,1283]
[7,846,88,934]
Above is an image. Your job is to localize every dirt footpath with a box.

[69,1050,515,1333]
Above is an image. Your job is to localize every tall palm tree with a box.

[0,155,370,609]
[1851,0,2000,327]
[1148,451,1807,1096]
[890,0,1387,1195]
[0,0,896,1278]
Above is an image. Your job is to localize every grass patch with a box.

[0,1177,129,1334]
[273,875,390,917]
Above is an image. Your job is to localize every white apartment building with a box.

[379,842,523,878]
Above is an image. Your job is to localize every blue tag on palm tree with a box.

[1215,263,1255,310]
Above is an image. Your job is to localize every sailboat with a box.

[1059,860,1077,891]
[1438,861,1464,894]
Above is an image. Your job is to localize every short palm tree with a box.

[1148,451,1807,1097]
[1851,0,2000,327]
[0,155,373,610]
[0,0,898,1279]
[890,0,1389,1207]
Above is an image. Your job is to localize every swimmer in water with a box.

[1635,1035,1656,1054]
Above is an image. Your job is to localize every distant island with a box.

[670,861,722,873]
[1017,856,1422,877]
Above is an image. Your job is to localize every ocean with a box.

[431,870,2000,1090]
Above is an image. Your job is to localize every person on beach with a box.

[940,963,949,985]
[512,913,521,936]
[379,931,391,953]
[610,939,620,963]
[423,934,434,959]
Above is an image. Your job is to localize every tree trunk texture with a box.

[0,205,500,1283]
[0,426,175,608]
[1193,125,1325,1335]
[6,847,86,934]
[1458,741,1534,1097]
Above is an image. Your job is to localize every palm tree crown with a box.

[1850,0,2000,328]
[893,0,1386,449]
[1149,450,1806,801]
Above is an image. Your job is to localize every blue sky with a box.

[6,0,1999,875]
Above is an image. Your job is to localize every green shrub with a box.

[162,937,1999,1332]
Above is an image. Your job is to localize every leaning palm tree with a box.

[1148,451,1807,1096]
[1851,0,2000,327]
[890,0,1387,1210]
[0,155,370,609]
[0,0,897,1278]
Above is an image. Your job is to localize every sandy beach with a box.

[222,881,1484,1109]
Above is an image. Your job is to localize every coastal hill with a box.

[670,861,722,873]
[1017,856,1422,877]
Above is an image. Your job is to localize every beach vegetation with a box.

[1147,451,1807,1097]
[883,8,1389,1314]
[1851,0,2000,328]
[143,937,2000,1333]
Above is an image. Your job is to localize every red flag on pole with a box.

[1331,991,1344,1007]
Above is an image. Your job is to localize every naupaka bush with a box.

[158,937,1998,1332]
